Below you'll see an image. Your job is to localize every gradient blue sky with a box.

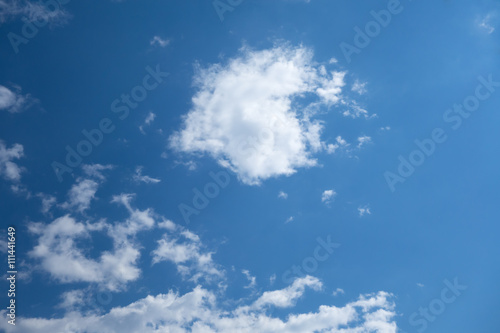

[1,0,499,332]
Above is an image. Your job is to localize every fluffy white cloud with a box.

[321,189,336,204]
[0,140,24,181]
[325,135,349,154]
[27,214,140,291]
[60,179,99,213]
[60,164,114,213]
[0,276,397,333]
[278,190,288,199]
[252,275,321,309]
[152,227,224,283]
[170,44,365,185]
[29,194,218,290]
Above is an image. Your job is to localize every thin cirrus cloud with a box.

[133,166,161,184]
[169,43,372,185]
[150,36,170,48]
[0,0,69,23]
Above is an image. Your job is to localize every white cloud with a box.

[151,227,224,283]
[0,140,24,182]
[170,44,362,185]
[133,166,161,184]
[479,13,495,34]
[60,165,114,213]
[82,164,113,180]
[321,189,336,204]
[0,0,69,23]
[285,216,294,224]
[357,135,372,148]
[278,190,288,199]
[37,193,57,215]
[342,100,376,119]
[333,287,345,296]
[150,36,170,47]
[324,135,349,154]
[351,80,367,95]
[252,275,322,309]
[417,283,425,288]
[139,112,156,134]
[28,195,216,291]
[358,205,371,217]
[60,179,99,213]
[242,269,257,289]
[57,289,86,310]
[1,276,397,333]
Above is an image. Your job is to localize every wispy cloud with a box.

[133,166,161,184]
[0,140,24,182]
[150,36,170,48]
[0,0,70,24]
[0,85,36,113]
[358,205,371,217]
[478,13,496,34]
[321,189,336,205]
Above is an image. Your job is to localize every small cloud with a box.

[380,126,391,131]
[0,0,70,24]
[321,189,336,205]
[269,274,276,285]
[417,283,425,288]
[278,191,288,199]
[324,136,349,154]
[357,135,372,148]
[0,141,24,182]
[60,179,99,213]
[150,36,170,48]
[351,80,367,95]
[0,85,37,113]
[139,112,156,134]
[82,164,113,181]
[133,166,161,184]
[479,13,495,34]
[332,288,345,296]
[37,193,57,215]
[328,57,338,64]
[358,205,371,217]
[242,269,257,289]
[342,100,376,119]
[285,216,294,224]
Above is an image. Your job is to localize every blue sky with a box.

[1,0,500,332]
